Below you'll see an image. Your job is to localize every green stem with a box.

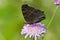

[47,6,59,28]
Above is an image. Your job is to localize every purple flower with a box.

[54,0,60,6]
[21,23,47,40]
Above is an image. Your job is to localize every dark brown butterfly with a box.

[22,4,45,24]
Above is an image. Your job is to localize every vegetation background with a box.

[0,0,60,40]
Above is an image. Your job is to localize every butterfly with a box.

[22,4,45,24]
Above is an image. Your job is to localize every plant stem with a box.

[47,6,59,28]
[34,36,37,40]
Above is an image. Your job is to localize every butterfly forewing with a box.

[22,4,45,24]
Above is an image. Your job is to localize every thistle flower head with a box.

[54,0,60,6]
[21,23,47,40]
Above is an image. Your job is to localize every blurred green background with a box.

[0,0,60,40]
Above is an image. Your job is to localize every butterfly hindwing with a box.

[22,4,45,24]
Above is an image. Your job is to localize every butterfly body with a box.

[22,4,45,24]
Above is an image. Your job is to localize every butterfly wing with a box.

[22,4,45,24]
